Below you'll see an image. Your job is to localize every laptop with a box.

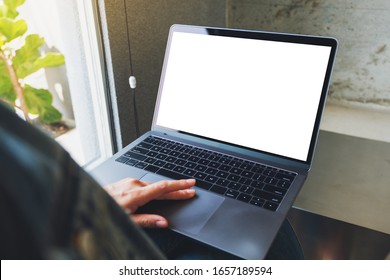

[91,24,337,259]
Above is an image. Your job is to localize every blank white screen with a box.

[156,32,331,161]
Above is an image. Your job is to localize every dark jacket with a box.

[0,104,164,259]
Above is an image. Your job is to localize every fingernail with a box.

[187,189,195,194]
[186,179,195,183]
[156,220,168,228]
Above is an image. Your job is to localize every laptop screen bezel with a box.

[152,24,338,167]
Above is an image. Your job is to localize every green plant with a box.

[0,0,65,124]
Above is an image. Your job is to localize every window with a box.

[17,0,113,169]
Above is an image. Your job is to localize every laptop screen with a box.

[155,26,335,162]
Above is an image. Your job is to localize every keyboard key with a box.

[188,150,200,156]
[163,163,176,170]
[219,164,231,172]
[184,162,196,169]
[242,170,254,178]
[156,154,167,160]
[240,185,254,195]
[275,173,295,182]
[230,168,242,175]
[143,137,155,143]
[263,201,278,211]
[227,174,240,181]
[154,160,166,167]
[125,159,138,166]
[218,157,231,165]
[124,151,147,161]
[229,160,242,167]
[205,168,218,175]
[250,197,265,207]
[175,159,186,166]
[252,190,283,204]
[188,156,200,163]
[209,161,221,169]
[225,189,239,199]
[194,165,207,172]
[146,151,158,157]
[237,193,252,203]
[263,169,276,177]
[173,166,185,173]
[194,172,207,180]
[208,154,220,161]
[216,171,228,178]
[135,161,148,169]
[277,180,291,189]
[238,177,252,185]
[151,146,162,152]
[131,147,148,155]
[160,148,171,154]
[178,154,190,160]
[199,159,210,165]
[205,175,218,183]
[165,156,175,163]
[115,156,128,163]
[252,174,266,181]
[169,150,180,157]
[198,151,209,158]
[263,184,287,196]
[251,181,265,189]
[144,165,159,173]
[264,177,278,185]
[251,165,265,173]
[183,169,196,176]
[216,178,230,187]
[228,182,242,190]
[240,162,252,170]
[144,157,156,164]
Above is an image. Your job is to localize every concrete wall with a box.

[226,0,390,106]
[100,0,390,146]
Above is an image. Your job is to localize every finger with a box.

[157,188,196,200]
[133,179,196,206]
[131,214,168,228]
[103,178,145,195]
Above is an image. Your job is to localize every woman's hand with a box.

[103,178,196,228]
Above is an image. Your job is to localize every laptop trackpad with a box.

[139,173,224,235]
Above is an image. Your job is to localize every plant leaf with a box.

[0,6,9,19]
[24,84,62,124]
[12,34,44,78]
[30,53,65,75]
[0,18,27,43]
[0,5,18,19]
[35,53,65,68]
[5,0,26,11]
[0,59,16,104]
[13,35,65,78]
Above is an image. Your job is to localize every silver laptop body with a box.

[91,24,337,259]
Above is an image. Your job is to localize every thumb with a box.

[131,214,169,228]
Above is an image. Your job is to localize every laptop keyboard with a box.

[115,136,296,212]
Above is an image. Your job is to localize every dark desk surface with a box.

[293,130,390,235]
[287,207,390,259]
